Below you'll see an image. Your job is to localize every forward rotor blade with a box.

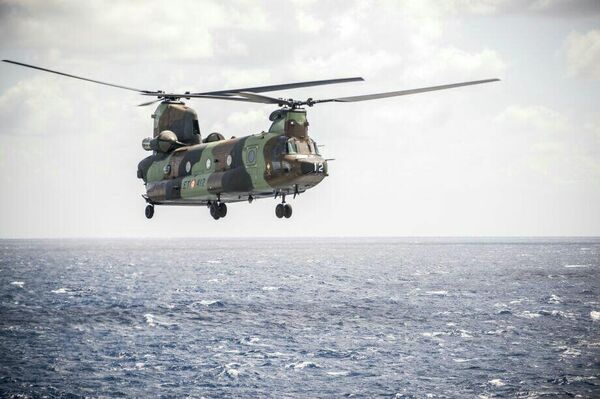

[194,77,364,96]
[235,92,293,106]
[139,92,290,105]
[2,59,151,93]
[314,78,500,104]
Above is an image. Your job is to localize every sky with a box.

[0,0,599,238]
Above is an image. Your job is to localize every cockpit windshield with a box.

[286,138,319,155]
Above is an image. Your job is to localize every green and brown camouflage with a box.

[137,102,328,207]
[1,59,499,219]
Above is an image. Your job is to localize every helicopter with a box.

[2,60,499,220]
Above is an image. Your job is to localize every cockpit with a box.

[286,138,320,155]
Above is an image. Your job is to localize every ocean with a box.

[1,238,599,398]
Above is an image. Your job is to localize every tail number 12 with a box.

[313,162,324,173]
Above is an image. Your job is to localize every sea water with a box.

[1,238,599,397]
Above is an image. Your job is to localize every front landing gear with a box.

[145,204,154,219]
[275,195,292,219]
[209,202,227,220]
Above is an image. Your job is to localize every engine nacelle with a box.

[141,130,181,153]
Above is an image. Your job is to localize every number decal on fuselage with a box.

[314,162,324,173]
[183,177,206,189]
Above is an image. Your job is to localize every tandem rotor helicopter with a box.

[3,60,499,220]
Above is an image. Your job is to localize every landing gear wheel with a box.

[275,203,284,219]
[283,204,292,218]
[210,203,221,220]
[145,205,154,219]
[218,203,227,218]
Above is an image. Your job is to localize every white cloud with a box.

[495,105,568,131]
[435,47,506,77]
[0,0,272,62]
[565,29,600,80]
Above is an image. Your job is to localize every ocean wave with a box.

[424,290,448,296]
[326,370,350,376]
[199,299,224,307]
[488,378,506,387]
[546,294,562,304]
[516,311,541,319]
[286,361,321,370]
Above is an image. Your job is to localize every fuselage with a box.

[137,106,327,205]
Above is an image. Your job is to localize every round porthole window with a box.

[226,154,232,167]
[248,149,256,163]
[185,161,191,173]
[206,159,211,169]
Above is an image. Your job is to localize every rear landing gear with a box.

[209,201,227,220]
[145,204,154,219]
[275,195,292,219]
[275,203,284,218]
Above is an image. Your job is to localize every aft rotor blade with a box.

[138,98,164,107]
[194,77,364,96]
[2,59,151,93]
[314,79,500,104]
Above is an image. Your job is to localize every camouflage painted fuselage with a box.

[137,103,327,205]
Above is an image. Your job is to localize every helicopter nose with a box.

[299,159,327,175]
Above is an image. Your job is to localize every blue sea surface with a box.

[1,238,599,398]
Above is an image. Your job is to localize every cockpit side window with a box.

[287,140,297,154]
[312,140,320,155]
[273,137,287,159]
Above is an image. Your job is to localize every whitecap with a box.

[199,299,222,306]
[564,264,589,268]
[10,281,24,288]
[239,337,268,347]
[219,363,241,379]
[286,361,321,369]
[206,260,221,264]
[226,368,239,378]
[425,290,448,296]
[144,313,156,326]
[516,311,541,319]
[547,294,561,304]
[326,370,350,376]
[51,288,68,294]
[488,378,505,387]
[453,358,478,363]
[590,311,600,321]
[458,329,473,338]
[421,332,447,338]
[509,298,527,304]
[261,286,280,291]
[545,310,576,319]
[560,347,581,357]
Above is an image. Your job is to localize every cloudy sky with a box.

[0,0,599,238]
